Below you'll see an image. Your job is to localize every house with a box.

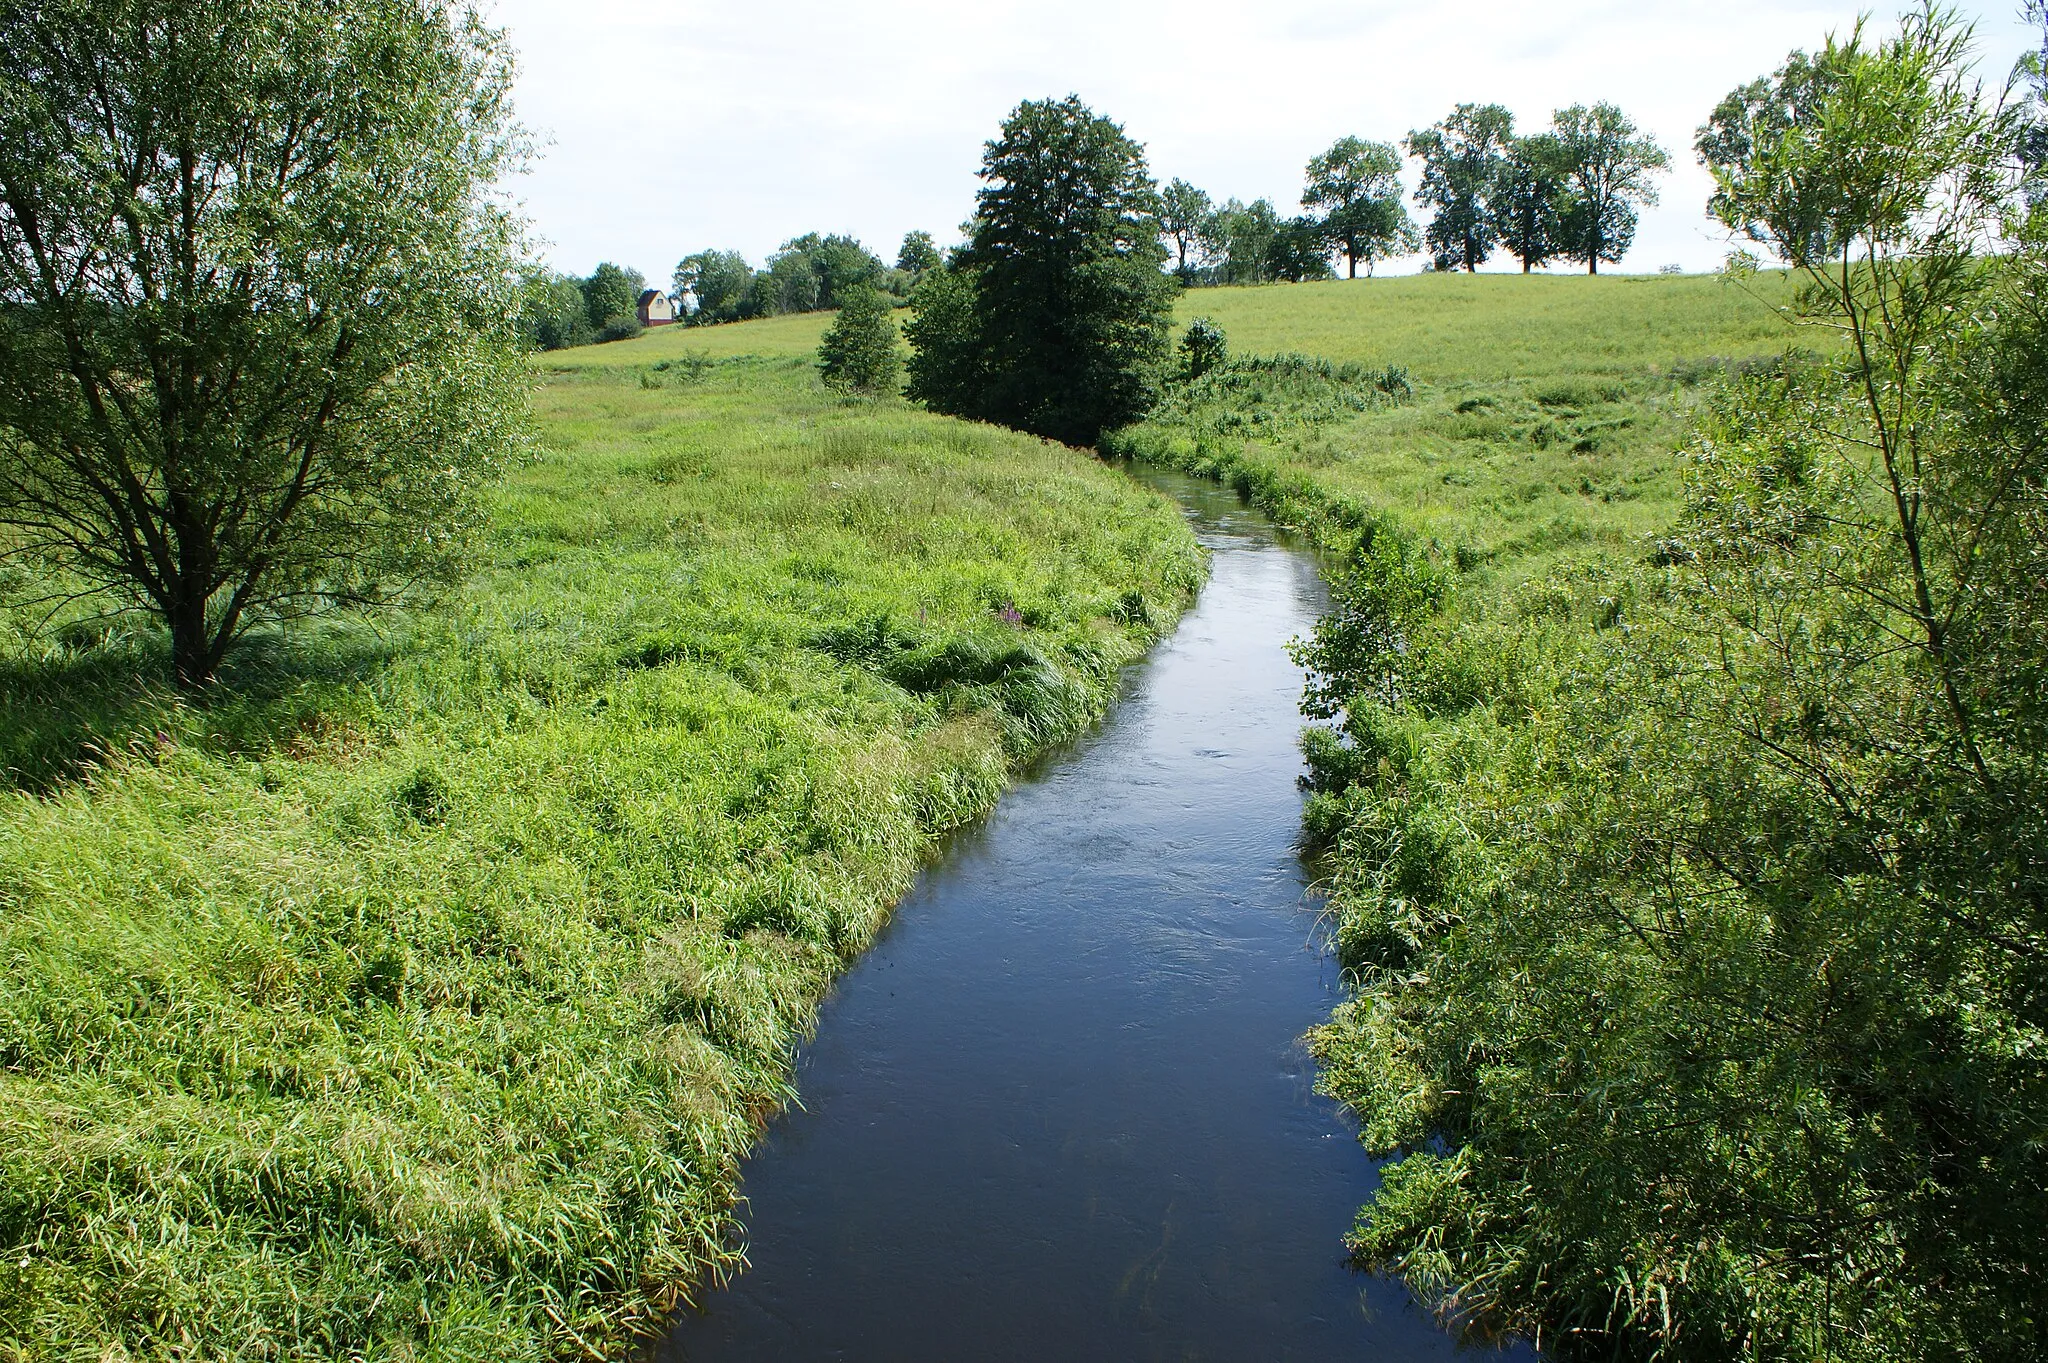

[636,289,678,327]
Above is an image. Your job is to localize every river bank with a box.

[0,356,1199,1360]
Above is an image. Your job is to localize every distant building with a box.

[637,289,678,327]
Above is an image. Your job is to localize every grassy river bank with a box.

[0,349,1198,1358]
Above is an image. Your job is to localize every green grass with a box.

[550,312,835,367]
[0,352,1199,1359]
[1121,271,1824,590]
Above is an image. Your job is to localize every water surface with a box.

[664,469,1472,1362]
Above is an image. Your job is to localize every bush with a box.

[1179,317,1227,378]
[597,313,645,344]
[816,287,901,395]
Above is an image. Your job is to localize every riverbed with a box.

[662,468,1475,1361]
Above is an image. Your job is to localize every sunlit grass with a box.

[0,354,1199,1359]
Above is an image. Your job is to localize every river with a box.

[661,468,1480,1362]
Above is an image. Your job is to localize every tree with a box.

[580,261,644,331]
[816,285,901,395]
[1492,133,1569,272]
[674,250,754,323]
[520,272,595,351]
[901,264,986,418]
[1302,137,1415,278]
[1696,48,1852,252]
[1551,103,1669,273]
[1161,178,1214,278]
[1266,215,1337,282]
[1203,198,1281,285]
[1406,104,1515,272]
[896,230,942,276]
[906,95,1176,446]
[757,247,821,315]
[0,0,528,689]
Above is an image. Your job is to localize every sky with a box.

[490,0,2043,284]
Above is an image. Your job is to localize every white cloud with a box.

[491,0,2041,281]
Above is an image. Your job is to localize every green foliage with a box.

[816,286,902,396]
[1203,197,1283,286]
[0,353,1200,1359]
[1281,11,2047,1361]
[896,230,943,276]
[520,272,597,351]
[0,0,530,689]
[1406,104,1516,272]
[907,95,1177,446]
[1550,103,1670,274]
[1302,136,1416,278]
[1178,317,1228,378]
[901,265,988,416]
[1493,133,1570,272]
[675,249,757,324]
[1161,177,1215,278]
[1266,215,1339,282]
[581,262,646,331]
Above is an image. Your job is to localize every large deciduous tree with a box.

[579,261,644,331]
[904,95,1175,447]
[1550,103,1669,273]
[673,249,755,323]
[1406,103,1515,272]
[1491,133,1569,272]
[1302,137,1415,278]
[0,0,528,689]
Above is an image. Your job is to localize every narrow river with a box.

[663,469,1473,1362]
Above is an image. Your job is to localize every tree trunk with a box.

[1348,254,1357,279]
[170,590,214,690]
[1522,259,1532,273]
[1588,257,1598,275]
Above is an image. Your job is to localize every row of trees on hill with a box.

[517,233,947,351]
[1406,103,1669,273]
[1160,104,1669,283]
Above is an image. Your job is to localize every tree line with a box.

[532,98,1675,356]
[518,232,950,351]
[1161,104,1668,285]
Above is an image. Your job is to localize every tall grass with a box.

[0,354,1200,1359]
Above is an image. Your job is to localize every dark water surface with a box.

[663,469,1471,1362]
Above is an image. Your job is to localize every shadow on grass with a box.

[0,620,396,796]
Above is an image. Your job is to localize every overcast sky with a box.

[491,0,2041,283]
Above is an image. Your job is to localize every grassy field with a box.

[1111,270,1821,589]
[0,352,1199,1358]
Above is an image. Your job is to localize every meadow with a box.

[0,353,1200,1358]
[1113,269,1820,590]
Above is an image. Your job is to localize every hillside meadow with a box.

[1111,269,1818,596]
[0,352,1200,1358]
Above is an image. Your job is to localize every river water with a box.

[662,468,1474,1362]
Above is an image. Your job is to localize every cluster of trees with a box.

[673,231,945,327]
[1302,8,2048,1359]
[904,96,1176,446]
[1404,103,1669,273]
[1161,103,1668,283]
[1160,139,1416,286]
[518,261,648,350]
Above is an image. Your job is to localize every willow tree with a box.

[0,0,529,688]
